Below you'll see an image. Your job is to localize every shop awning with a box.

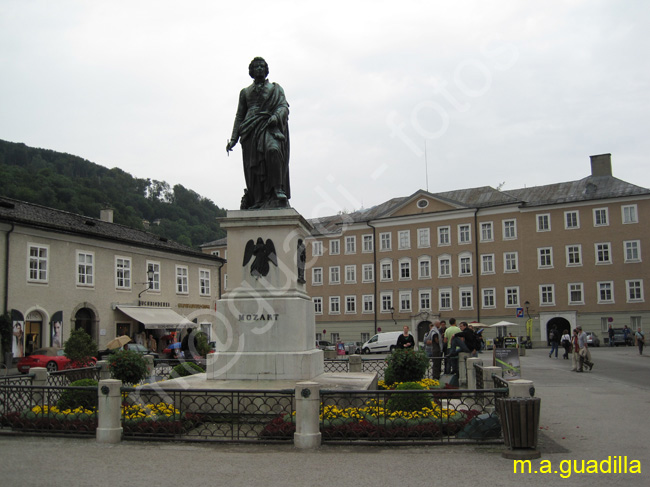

[116,306,194,329]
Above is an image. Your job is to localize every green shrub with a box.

[108,350,148,385]
[384,349,429,386]
[195,331,211,357]
[63,329,98,367]
[169,362,205,379]
[57,378,98,411]
[385,382,432,413]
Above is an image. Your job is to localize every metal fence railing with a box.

[319,387,508,445]
[121,387,295,443]
[0,384,98,437]
[47,366,101,387]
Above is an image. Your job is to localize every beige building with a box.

[0,198,225,358]
[206,154,650,347]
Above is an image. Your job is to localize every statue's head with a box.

[249,57,269,78]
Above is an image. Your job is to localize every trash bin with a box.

[496,397,541,450]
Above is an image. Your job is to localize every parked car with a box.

[611,329,632,346]
[17,348,96,373]
[99,343,159,360]
[585,332,600,347]
[344,341,363,355]
[315,340,335,351]
[361,331,407,354]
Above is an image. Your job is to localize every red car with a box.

[17,347,96,373]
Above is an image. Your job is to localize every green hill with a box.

[0,139,225,248]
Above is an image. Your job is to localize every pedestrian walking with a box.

[635,328,645,355]
[561,329,571,359]
[549,326,560,358]
[577,326,594,372]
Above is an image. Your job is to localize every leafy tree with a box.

[0,139,226,247]
[63,329,98,367]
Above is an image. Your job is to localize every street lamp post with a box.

[138,266,155,298]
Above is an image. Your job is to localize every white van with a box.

[361,331,412,354]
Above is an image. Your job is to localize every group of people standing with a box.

[419,318,482,379]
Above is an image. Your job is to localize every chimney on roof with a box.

[100,208,114,223]
[590,153,612,177]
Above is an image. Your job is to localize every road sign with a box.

[516,307,524,318]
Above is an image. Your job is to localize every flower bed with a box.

[2,402,183,435]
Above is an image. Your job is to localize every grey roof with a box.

[307,174,650,235]
[200,237,228,248]
[503,175,650,206]
[0,196,225,263]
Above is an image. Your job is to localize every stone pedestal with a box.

[207,209,324,381]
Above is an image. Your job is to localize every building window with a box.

[380,292,393,312]
[622,205,638,224]
[480,222,493,242]
[417,228,430,248]
[626,280,644,302]
[482,288,496,309]
[624,240,641,262]
[459,287,473,310]
[419,290,431,311]
[565,211,580,229]
[329,266,340,284]
[362,264,374,283]
[418,257,431,279]
[362,295,374,313]
[116,257,131,289]
[595,243,611,264]
[362,234,374,252]
[312,241,323,257]
[503,219,517,240]
[329,296,340,314]
[438,226,450,246]
[175,266,188,294]
[566,245,582,266]
[379,232,392,251]
[540,284,555,306]
[330,332,340,344]
[438,255,451,278]
[538,247,553,268]
[505,287,519,307]
[344,265,356,284]
[458,224,471,244]
[345,236,356,254]
[504,252,518,273]
[459,253,472,276]
[76,251,94,287]
[481,254,495,275]
[399,291,412,312]
[439,288,452,310]
[199,269,211,296]
[224,274,228,290]
[329,239,340,255]
[536,213,551,232]
[312,267,323,285]
[345,295,357,314]
[568,283,584,305]
[28,244,49,283]
[398,230,410,250]
[146,261,161,291]
[380,260,393,281]
[313,297,323,315]
[211,250,220,257]
[399,259,411,280]
[593,208,609,226]
[598,281,614,303]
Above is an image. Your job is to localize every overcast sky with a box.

[1,1,649,220]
